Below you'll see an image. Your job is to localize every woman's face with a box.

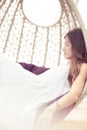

[63,36,74,60]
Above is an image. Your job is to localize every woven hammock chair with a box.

[0,0,87,67]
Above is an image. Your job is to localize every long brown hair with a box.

[65,28,87,85]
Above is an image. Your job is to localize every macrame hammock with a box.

[0,0,87,68]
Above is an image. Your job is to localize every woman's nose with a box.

[62,46,65,51]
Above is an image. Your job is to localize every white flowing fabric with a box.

[0,54,70,130]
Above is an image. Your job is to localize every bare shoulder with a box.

[80,63,87,78]
[81,63,87,70]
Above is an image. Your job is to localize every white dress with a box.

[0,54,70,130]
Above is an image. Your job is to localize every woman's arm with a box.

[48,63,87,112]
[36,64,87,130]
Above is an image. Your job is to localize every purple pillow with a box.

[19,62,34,71]
[19,62,49,75]
[32,65,49,75]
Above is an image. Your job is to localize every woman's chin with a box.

[64,56,70,60]
[64,55,68,59]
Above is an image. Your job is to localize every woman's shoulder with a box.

[81,63,87,68]
[80,63,87,74]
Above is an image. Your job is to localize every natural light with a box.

[23,0,61,27]
[23,0,87,29]
[78,0,87,29]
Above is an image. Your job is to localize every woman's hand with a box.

[35,102,60,130]
[35,107,55,130]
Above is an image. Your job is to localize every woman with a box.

[0,28,87,130]
[35,28,87,130]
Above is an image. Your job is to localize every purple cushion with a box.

[32,65,49,75]
[19,63,34,71]
[19,62,49,75]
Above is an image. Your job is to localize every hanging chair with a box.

[0,0,87,67]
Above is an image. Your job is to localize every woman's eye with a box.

[65,44,69,47]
